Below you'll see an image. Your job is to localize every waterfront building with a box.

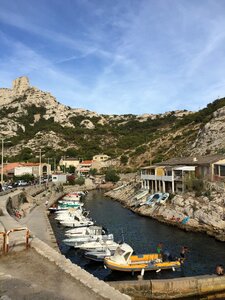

[76,160,93,177]
[141,154,225,193]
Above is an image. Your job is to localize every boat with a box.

[144,193,169,207]
[84,248,113,262]
[104,243,181,273]
[58,199,81,204]
[134,190,149,201]
[55,207,85,220]
[48,202,83,212]
[60,219,94,228]
[61,193,81,201]
[65,225,106,238]
[63,233,114,248]
[78,240,120,251]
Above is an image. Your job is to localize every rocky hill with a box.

[1,76,225,169]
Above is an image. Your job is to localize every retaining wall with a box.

[110,274,225,299]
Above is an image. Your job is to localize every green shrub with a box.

[120,155,129,165]
[75,177,85,185]
[105,168,120,183]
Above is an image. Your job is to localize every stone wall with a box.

[110,275,225,299]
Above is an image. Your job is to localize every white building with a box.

[59,157,80,168]
[52,174,67,183]
[93,154,110,162]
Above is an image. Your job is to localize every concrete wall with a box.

[110,275,225,299]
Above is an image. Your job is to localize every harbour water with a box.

[49,190,225,281]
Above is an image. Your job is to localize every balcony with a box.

[141,174,173,182]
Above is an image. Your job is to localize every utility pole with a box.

[1,138,4,187]
[39,149,42,185]
[47,157,52,181]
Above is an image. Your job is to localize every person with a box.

[45,200,49,207]
[215,264,224,276]
[156,242,163,254]
[180,246,189,262]
[171,215,176,221]
[163,249,173,261]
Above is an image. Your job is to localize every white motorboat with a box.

[58,199,81,204]
[63,233,114,248]
[60,219,94,228]
[65,225,105,238]
[78,240,119,251]
[84,248,113,262]
[55,210,85,222]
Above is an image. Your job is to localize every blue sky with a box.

[1,0,225,115]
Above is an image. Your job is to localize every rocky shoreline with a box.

[104,182,225,242]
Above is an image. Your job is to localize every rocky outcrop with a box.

[80,119,95,129]
[192,106,225,155]
[105,184,225,242]
[12,76,30,94]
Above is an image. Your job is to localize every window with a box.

[220,166,225,176]
[214,165,219,175]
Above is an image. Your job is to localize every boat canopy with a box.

[110,243,133,265]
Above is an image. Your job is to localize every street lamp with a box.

[1,138,11,187]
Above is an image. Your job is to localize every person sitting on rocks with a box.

[215,264,224,276]
[170,215,176,221]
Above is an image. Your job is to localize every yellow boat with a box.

[104,243,181,273]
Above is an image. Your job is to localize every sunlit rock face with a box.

[12,76,30,95]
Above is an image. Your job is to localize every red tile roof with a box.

[80,160,93,165]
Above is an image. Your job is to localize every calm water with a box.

[49,190,225,281]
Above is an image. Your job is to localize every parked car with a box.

[17,180,28,186]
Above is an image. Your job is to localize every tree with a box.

[75,177,85,185]
[105,168,120,183]
[67,165,75,174]
[14,173,34,182]
[65,148,78,158]
[120,155,129,165]
[89,168,97,176]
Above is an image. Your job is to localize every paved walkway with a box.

[19,203,58,249]
[0,249,104,300]
[0,188,57,251]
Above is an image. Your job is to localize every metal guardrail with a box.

[5,227,30,253]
